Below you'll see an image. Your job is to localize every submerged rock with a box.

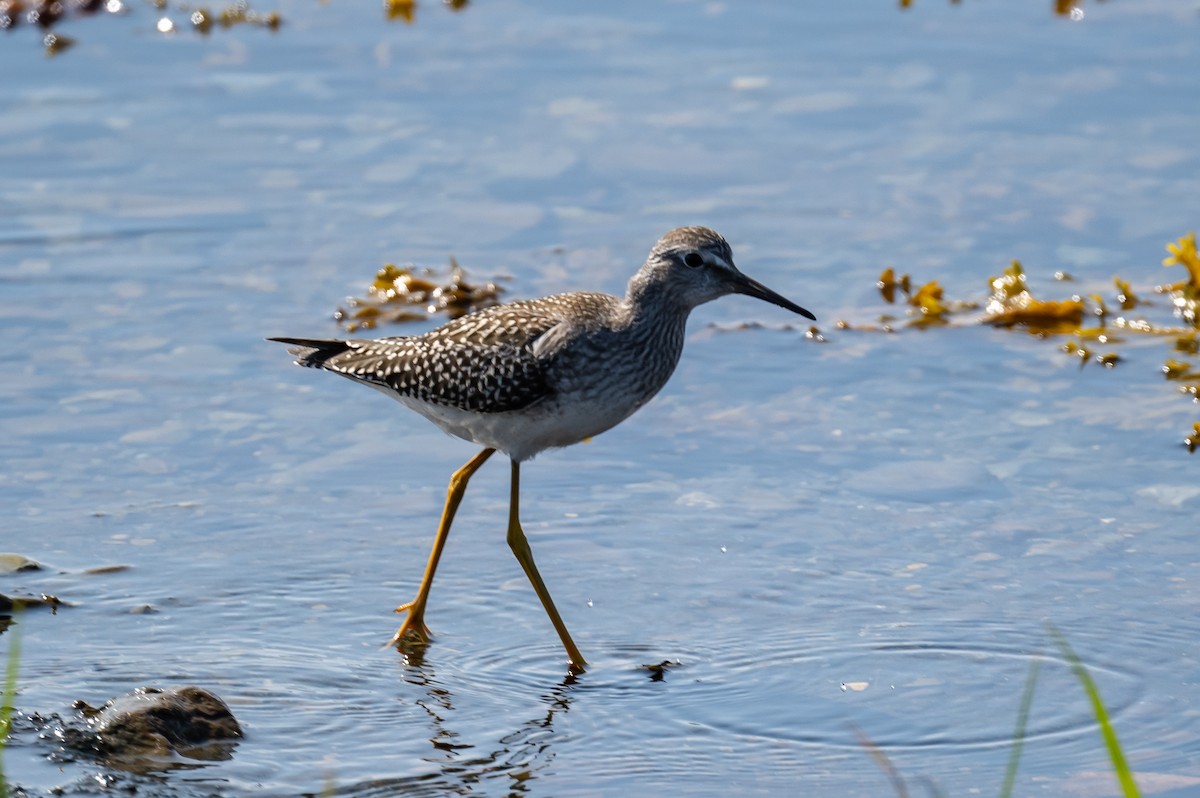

[69,686,242,769]
[0,553,42,573]
[0,592,63,614]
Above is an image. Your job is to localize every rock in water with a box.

[72,686,242,767]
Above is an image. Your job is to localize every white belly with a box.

[387,390,643,462]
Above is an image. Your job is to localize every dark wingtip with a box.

[267,337,352,367]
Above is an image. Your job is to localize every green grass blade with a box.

[1048,626,1140,798]
[852,724,910,798]
[0,614,22,798]
[998,656,1041,798]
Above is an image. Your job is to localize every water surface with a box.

[3,1,1200,795]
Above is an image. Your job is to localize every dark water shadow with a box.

[326,658,577,797]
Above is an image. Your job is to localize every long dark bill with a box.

[732,273,816,321]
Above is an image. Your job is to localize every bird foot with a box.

[390,601,432,650]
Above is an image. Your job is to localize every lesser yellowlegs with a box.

[270,227,815,671]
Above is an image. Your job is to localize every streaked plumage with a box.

[270,227,814,670]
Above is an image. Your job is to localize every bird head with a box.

[634,227,816,320]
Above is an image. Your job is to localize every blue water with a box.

[3,1,1200,795]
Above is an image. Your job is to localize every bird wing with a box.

[269,302,570,413]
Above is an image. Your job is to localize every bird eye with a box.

[683,252,704,268]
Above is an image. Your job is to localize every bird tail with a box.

[266,337,353,368]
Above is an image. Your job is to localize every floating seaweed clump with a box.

[984,260,1084,334]
[188,4,281,34]
[3,0,282,54]
[1160,232,1200,328]
[384,0,468,24]
[875,268,976,329]
[862,231,1200,452]
[899,0,1090,15]
[334,257,504,334]
[1062,340,1120,369]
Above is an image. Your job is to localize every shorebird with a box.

[270,227,814,671]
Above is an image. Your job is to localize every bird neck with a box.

[624,266,691,321]
[618,272,691,363]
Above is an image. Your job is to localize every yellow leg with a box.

[391,447,496,649]
[506,460,588,672]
